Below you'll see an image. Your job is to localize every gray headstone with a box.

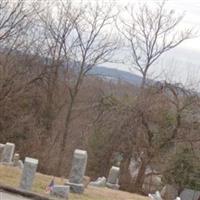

[19,157,38,191]
[1,142,15,163]
[65,149,88,194]
[180,189,200,200]
[106,166,120,189]
[50,185,70,199]
[107,166,120,184]
[18,160,24,169]
[89,177,107,187]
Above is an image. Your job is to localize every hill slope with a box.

[89,66,143,85]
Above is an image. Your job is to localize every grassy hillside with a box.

[0,165,148,200]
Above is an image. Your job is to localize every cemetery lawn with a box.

[0,165,148,200]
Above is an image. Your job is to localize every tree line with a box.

[0,0,199,194]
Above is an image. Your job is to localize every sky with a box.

[104,0,200,89]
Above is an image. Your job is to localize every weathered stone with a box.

[106,182,120,190]
[90,177,107,187]
[106,166,120,189]
[50,185,70,199]
[13,153,20,166]
[1,142,15,163]
[107,166,120,184]
[67,182,85,193]
[161,184,178,200]
[180,188,200,200]
[65,149,88,194]
[19,157,38,191]
[13,153,24,169]
[18,160,24,169]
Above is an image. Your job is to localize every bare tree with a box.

[118,1,193,87]
[0,0,33,111]
[36,0,119,174]
[113,1,196,193]
[0,0,53,148]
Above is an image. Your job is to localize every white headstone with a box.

[19,157,38,191]
[1,142,15,163]
[65,149,88,193]
[106,166,120,189]
[89,177,107,187]
[180,189,200,200]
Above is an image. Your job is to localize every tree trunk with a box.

[57,95,75,176]
[133,159,147,193]
[119,156,132,190]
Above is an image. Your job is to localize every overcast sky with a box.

[103,0,200,88]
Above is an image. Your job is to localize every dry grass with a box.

[0,165,148,200]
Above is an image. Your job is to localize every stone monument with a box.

[65,149,88,193]
[89,177,107,187]
[51,185,70,199]
[19,157,38,191]
[106,166,120,189]
[13,153,20,166]
[1,142,15,163]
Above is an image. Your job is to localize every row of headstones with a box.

[66,150,120,190]
[0,143,120,199]
[149,185,200,200]
[2,143,199,200]
[0,142,24,169]
[0,143,33,191]
[54,150,120,199]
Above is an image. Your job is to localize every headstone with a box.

[13,153,20,166]
[18,160,24,169]
[106,166,120,189]
[50,185,70,199]
[180,189,200,200]
[65,149,88,193]
[161,184,178,200]
[1,142,15,163]
[13,153,24,169]
[19,157,38,191]
[90,177,107,187]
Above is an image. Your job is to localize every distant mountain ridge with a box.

[89,66,143,85]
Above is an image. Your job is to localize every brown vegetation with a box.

[0,0,199,196]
